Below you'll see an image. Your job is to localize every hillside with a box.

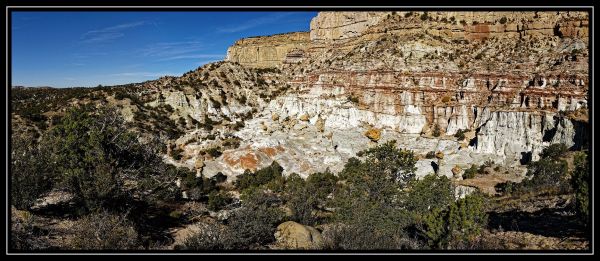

[10,11,590,251]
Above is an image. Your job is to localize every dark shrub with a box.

[227,189,284,249]
[463,165,478,179]
[11,134,54,210]
[235,161,283,191]
[540,143,568,160]
[207,191,233,211]
[571,151,589,225]
[70,210,139,250]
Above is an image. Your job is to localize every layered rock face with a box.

[309,11,588,42]
[310,12,392,42]
[172,11,589,181]
[226,32,310,68]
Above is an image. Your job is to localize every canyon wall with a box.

[314,11,589,41]
[309,12,391,42]
[225,32,310,68]
[201,11,589,179]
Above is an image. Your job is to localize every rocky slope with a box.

[12,11,589,184]
[200,11,588,181]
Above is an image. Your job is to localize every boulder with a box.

[274,221,323,249]
[451,165,463,180]
[299,113,310,121]
[364,128,381,142]
[30,190,75,211]
[209,209,232,221]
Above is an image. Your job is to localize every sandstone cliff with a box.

[310,12,392,43]
[225,32,310,68]
[208,11,588,180]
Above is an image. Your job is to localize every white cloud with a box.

[139,41,204,57]
[81,21,147,44]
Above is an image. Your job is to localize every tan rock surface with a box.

[226,32,310,68]
[274,221,323,249]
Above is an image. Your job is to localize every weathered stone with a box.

[315,117,325,132]
[364,127,381,142]
[298,113,310,121]
[209,209,232,221]
[274,221,323,249]
[452,165,463,180]
[455,185,478,199]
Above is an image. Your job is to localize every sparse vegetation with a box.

[179,223,233,250]
[454,129,468,141]
[207,191,233,211]
[70,210,139,250]
[495,143,571,196]
[205,147,223,158]
[540,143,568,160]
[463,165,479,179]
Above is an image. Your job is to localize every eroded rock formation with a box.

[104,11,588,182]
[201,11,588,180]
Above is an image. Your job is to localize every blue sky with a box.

[11,11,317,88]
